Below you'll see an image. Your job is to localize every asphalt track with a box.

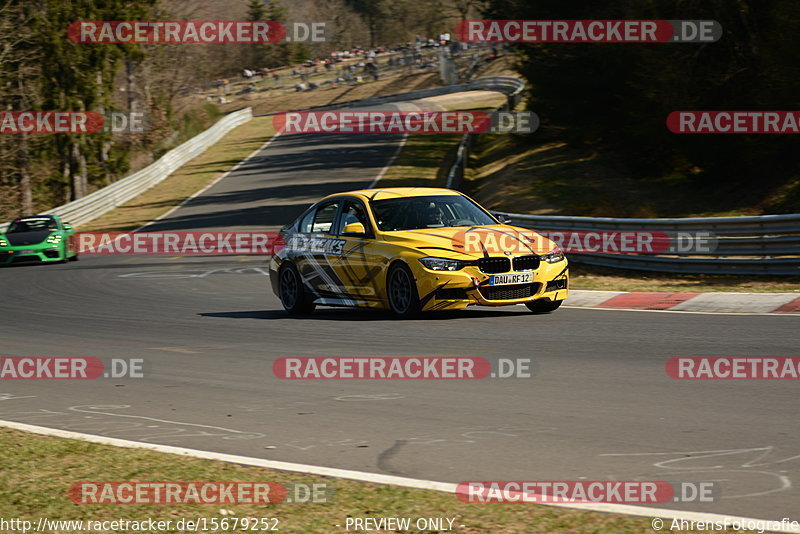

[1,125,798,522]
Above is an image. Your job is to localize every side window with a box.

[297,209,315,233]
[336,200,372,236]
[311,202,339,234]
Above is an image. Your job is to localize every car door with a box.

[291,199,351,303]
[330,198,385,303]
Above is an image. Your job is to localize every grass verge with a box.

[376,91,508,189]
[464,131,800,218]
[215,69,442,117]
[0,428,737,534]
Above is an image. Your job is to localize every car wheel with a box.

[525,299,562,313]
[387,263,421,318]
[279,263,315,315]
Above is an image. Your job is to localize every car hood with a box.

[380,225,556,259]
[4,231,52,246]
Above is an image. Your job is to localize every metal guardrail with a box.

[466,76,525,108]
[494,212,800,232]
[254,75,526,117]
[438,78,799,275]
[493,211,800,275]
[0,108,253,232]
[445,76,525,189]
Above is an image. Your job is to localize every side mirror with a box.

[342,222,366,237]
[497,214,512,224]
[63,223,73,231]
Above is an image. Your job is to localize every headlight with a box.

[0,238,7,247]
[541,248,565,263]
[46,234,63,244]
[419,257,465,271]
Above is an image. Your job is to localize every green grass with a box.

[0,428,743,534]
[464,134,800,218]
[376,134,464,188]
[375,90,507,189]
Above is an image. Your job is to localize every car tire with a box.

[68,253,79,262]
[279,263,316,315]
[387,262,421,318]
[525,299,563,313]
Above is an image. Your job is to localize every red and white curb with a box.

[566,290,800,314]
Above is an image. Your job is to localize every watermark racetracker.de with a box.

[0,357,145,379]
[273,357,534,379]
[68,20,328,44]
[69,481,331,504]
[456,480,721,504]
[456,20,722,43]
[0,111,148,134]
[272,110,538,135]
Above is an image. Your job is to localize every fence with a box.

[492,212,800,275]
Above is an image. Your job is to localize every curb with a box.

[566,290,800,314]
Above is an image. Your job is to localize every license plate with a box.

[488,272,533,286]
[18,250,35,255]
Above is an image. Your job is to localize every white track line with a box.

[134,131,283,232]
[368,133,408,189]
[1,420,796,532]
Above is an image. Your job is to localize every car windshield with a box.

[370,195,497,231]
[7,218,57,233]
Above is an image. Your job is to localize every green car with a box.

[0,215,78,265]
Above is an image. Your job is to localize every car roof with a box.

[322,187,463,202]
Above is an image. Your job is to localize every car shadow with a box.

[0,260,69,269]
[198,308,532,321]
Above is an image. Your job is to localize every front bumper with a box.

[0,246,64,265]
[413,259,569,311]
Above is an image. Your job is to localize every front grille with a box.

[478,257,510,273]
[479,283,541,301]
[546,278,568,292]
[435,287,468,300]
[513,255,540,271]
[43,249,60,258]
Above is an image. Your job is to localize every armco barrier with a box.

[0,107,253,232]
[254,75,526,117]
[445,76,525,189]
[439,79,799,276]
[491,211,800,275]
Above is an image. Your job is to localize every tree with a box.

[485,0,800,186]
[244,0,271,68]
[0,0,39,215]
[343,0,388,47]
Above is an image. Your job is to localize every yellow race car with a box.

[269,188,568,318]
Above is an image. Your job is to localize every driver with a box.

[423,203,445,227]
